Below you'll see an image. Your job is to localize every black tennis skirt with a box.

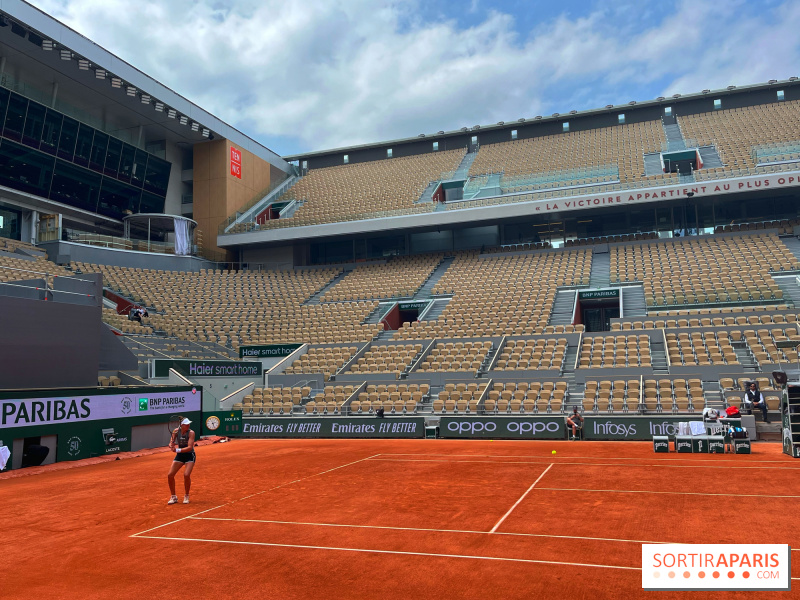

[173,451,196,463]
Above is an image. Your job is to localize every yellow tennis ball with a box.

[552,450,557,455]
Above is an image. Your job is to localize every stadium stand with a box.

[321,254,443,302]
[609,233,797,307]
[353,383,430,414]
[416,341,494,373]
[468,120,668,185]
[283,346,360,381]
[242,148,466,230]
[578,335,652,368]
[679,99,800,173]
[493,338,568,371]
[483,381,568,414]
[393,249,591,339]
[347,343,424,377]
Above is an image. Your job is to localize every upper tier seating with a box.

[259,148,466,228]
[468,120,669,186]
[679,100,800,173]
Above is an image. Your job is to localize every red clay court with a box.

[2,439,798,599]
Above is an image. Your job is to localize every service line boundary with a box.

[130,533,643,571]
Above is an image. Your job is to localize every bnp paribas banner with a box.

[439,416,566,439]
[242,417,424,438]
[583,416,703,440]
[0,387,201,429]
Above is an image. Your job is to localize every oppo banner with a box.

[584,416,703,440]
[242,417,425,438]
[0,387,201,429]
[439,416,566,439]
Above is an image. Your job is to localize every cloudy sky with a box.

[30,0,800,156]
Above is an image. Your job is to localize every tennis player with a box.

[167,418,196,505]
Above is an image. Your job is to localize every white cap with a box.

[181,418,192,425]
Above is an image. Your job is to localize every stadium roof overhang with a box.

[283,78,800,162]
[0,0,291,173]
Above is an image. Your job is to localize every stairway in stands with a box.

[561,343,581,409]
[548,290,576,325]
[363,302,394,324]
[453,150,477,180]
[772,275,800,308]
[417,180,438,203]
[621,285,648,318]
[732,344,759,373]
[650,340,669,375]
[663,121,686,151]
[304,270,351,305]
[698,146,724,168]
[588,246,611,288]
[420,297,451,321]
[414,256,454,299]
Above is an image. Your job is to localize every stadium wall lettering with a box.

[153,359,263,378]
[523,172,800,215]
[439,416,566,439]
[241,417,425,438]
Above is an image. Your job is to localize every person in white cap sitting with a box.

[167,418,196,505]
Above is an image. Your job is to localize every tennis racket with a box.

[167,414,183,446]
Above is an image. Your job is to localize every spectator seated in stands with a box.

[129,308,142,323]
[743,382,770,423]
[566,406,583,440]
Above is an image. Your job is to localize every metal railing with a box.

[218,174,297,234]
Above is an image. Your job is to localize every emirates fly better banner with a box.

[0,389,201,429]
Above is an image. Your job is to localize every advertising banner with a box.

[153,359,262,378]
[239,344,303,359]
[230,146,242,179]
[202,410,244,436]
[439,416,566,439]
[0,387,201,429]
[584,416,702,440]
[242,417,424,438]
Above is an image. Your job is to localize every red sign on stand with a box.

[230,146,242,179]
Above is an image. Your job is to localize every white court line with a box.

[378,453,797,464]
[188,515,668,544]
[367,458,800,470]
[535,487,800,499]
[129,453,380,538]
[490,464,553,534]
[132,533,641,571]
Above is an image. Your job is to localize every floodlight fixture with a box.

[78,59,89,70]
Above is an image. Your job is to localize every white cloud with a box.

[28,0,800,154]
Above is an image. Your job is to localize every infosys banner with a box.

[584,416,702,440]
[153,359,262,378]
[242,417,424,438]
[440,416,565,439]
[0,387,201,429]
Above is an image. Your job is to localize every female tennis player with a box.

[167,418,196,505]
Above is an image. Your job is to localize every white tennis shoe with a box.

[183,495,190,504]
[167,495,178,505]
